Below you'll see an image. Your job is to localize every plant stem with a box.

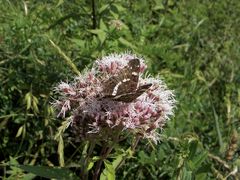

[131,135,141,150]
[82,141,96,179]
[92,145,113,180]
[48,39,81,76]
[91,0,97,29]
[115,135,141,170]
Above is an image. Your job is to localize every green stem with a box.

[83,141,96,179]
[207,88,223,148]
[115,135,141,171]
[48,39,81,76]
[91,0,97,29]
[93,145,111,180]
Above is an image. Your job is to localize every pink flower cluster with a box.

[53,53,175,143]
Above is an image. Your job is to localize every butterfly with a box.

[101,58,152,102]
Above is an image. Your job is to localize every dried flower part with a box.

[109,20,124,30]
[53,53,175,143]
[225,130,238,161]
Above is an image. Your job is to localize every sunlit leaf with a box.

[100,160,115,180]
[24,92,32,110]
[16,125,23,137]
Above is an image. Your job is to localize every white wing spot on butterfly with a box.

[112,82,122,96]
[122,78,130,82]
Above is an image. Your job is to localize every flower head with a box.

[53,53,175,143]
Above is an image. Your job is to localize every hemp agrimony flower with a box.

[53,53,175,143]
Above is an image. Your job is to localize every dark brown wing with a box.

[112,83,152,102]
[102,59,140,96]
[102,75,119,95]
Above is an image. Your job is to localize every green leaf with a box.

[9,157,18,163]
[89,29,106,44]
[167,0,175,6]
[100,19,107,31]
[188,140,198,160]
[99,4,109,14]
[15,165,77,179]
[24,92,32,110]
[87,156,100,171]
[112,4,126,12]
[181,167,192,180]
[32,96,39,113]
[16,125,23,137]
[118,37,136,49]
[58,135,65,167]
[112,154,124,169]
[153,0,165,10]
[138,151,151,164]
[70,39,85,48]
[191,151,208,170]
[20,173,36,180]
[195,173,208,180]
[87,161,94,171]
[56,0,64,7]
[100,160,115,180]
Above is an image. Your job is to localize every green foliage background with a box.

[0,0,240,179]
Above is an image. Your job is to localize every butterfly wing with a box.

[102,59,152,102]
[112,83,152,102]
[102,59,140,96]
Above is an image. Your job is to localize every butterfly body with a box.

[101,59,151,102]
